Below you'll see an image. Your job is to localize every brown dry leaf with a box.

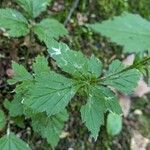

[123,54,135,66]
[131,130,150,150]
[119,94,131,117]
[134,78,150,97]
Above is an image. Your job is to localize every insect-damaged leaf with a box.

[47,40,102,79]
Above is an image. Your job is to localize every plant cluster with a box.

[0,0,150,149]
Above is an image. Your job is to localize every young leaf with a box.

[0,133,31,150]
[47,40,102,79]
[34,18,68,43]
[81,86,122,139]
[31,110,68,148]
[0,110,6,129]
[0,8,29,37]
[107,113,122,136]
[103,60,141,94]
[16,0,51,18]
[88,12,150,53]
[24,71,79,116]
[8,62,32,84]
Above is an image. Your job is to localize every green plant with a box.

[0,37,143,148]
[0,0,68,43]
[88,12,150,88]
[1,4,150,148]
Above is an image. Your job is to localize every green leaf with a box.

[81,86,122,140]
[15,0,32,18]
[9,95,24,117]
[103,60,141,94]
[8,81,34,117]
[81,93,105,140]
[0,110,6,129]
[0,8,29,37]
[34,18,68,42]
[47,40,102,79]
[107,113,122,136]
[33,55,50,74]
[9,62,32,84]
[16,0,51,18]
[31,110,68,148]
[24,71,79,116]
[0,133,31,150]
[88,12,150,53]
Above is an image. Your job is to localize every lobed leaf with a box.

[88,12,150,53]
[24,71,79,116]
[0,8,29,37]
[103,60,141,94]
[47,40,102,79]
[81,86,122,139]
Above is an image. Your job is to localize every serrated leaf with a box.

[16,0,51,18]
[81,86,122,139]
[9,81,34,117]
[24,71,79,116]
[15,0,32,18]
[107,113,122,136]
[103,60,141,94]
[31,110,68,148]
[88,12,150,53]
[9,62,32,84]
[0,133,31,150]
[34,18,68,43]
[33,55,50,74]
[0,8,29,37]
[47,40,102,79]
[0,110,6,129]
[81,94,105,140]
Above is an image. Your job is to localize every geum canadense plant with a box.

[1,10,150,149]
[0,38,143,149]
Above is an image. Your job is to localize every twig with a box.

[64,0,80,26]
